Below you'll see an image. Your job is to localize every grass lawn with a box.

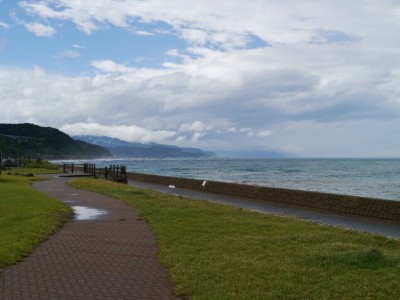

[4,160,61,175]
[69,178,400,300]
[0,172,72,270]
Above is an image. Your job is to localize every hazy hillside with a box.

[74,135,216,158]
[0,123,111,159]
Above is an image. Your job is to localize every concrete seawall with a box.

[127,172,400,224]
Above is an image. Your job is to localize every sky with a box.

[1,0,400,157]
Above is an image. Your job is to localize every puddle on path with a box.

[72,206,108,220]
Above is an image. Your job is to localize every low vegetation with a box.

[0,172,72,270]
[3,160,61,176]
[69,178,400,299]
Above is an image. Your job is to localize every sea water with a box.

[57,158,400,201]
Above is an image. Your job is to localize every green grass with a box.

[69,178,400,300]
[4,160,61,175]
[0,173,72,270]
[24,160,60,170]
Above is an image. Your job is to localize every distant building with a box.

[2,158,16,167]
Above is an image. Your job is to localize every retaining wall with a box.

[127,172,400,223]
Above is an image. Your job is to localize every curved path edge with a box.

[0,175,179,300]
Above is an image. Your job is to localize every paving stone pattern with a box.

[0,176,179,300]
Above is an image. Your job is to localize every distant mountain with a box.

[0,123,111,159]
[74,135,216,158]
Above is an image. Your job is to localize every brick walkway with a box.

[0,176,180,300]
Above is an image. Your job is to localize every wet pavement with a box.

[128,180,400,239]
[0,176,179,300]
[72,206,108,220]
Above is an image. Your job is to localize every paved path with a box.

[0,176,179,300]
[128,180,400,239]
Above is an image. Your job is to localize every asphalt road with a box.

[128,179,400,239]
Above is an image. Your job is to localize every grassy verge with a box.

[69,178,400,300]
[0,173,72,270]
[4,160,61,175]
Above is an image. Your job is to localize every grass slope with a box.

[69,178,400,300]
[0,173,72,270]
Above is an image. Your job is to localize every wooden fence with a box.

[104,165,127,183]
[62,163,127,183]
[62,162,80,174]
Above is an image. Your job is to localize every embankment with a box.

[127,172,400,224]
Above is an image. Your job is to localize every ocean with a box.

[55,158,400,201]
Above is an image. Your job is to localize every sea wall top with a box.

[127,172,400,224]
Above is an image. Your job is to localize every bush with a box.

[25,160,58,170]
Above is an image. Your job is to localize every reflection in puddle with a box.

[72,206,108,220]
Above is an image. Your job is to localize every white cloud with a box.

[258,130,272,137]
[61,49,81,58]
[33,66,46,76]
[59,123,176,143]
[90,60,133,73]
[135,30,153,36]
[179,121,209,132]
[1,62,400,156]
[191,132,205,142]
[18,0,400,49]
[0,21,10,29]
[4,1,400,156]
[24,22,56,37]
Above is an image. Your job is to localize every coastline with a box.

[54,160,400,225]
[51,157,400,201]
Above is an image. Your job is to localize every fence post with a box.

[121,166,127,183]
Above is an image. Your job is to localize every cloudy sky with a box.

[1,0,400,157]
